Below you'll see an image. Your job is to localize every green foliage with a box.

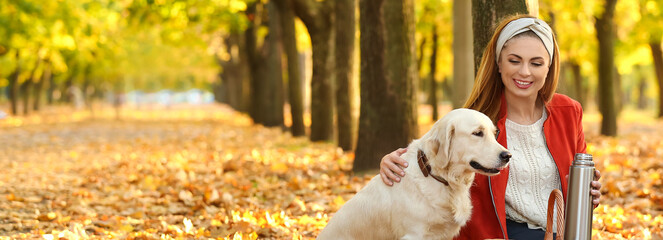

[415,0,452,80]
[1,0,662,107]
[0,0,252,94]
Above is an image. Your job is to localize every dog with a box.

[317,108,511,240]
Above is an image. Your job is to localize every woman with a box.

[379,15,602,239]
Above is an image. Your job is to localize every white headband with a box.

[495,18,554,65]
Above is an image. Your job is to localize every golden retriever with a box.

[317,108,511,240]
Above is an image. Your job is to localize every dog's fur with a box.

[317,108,511,240]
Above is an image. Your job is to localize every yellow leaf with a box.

[291,197,306,212]
[333,196,346,208]
[211,219,222,227]
[232,232,242,240]
[270,163,288,174]
[248,231,258,240]
[120,224,134,232]
[130,211,144,219]
[37,212,57,221]
[69,151,79,159]
[141,175,157,190]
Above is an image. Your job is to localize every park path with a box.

[0,104,661,239]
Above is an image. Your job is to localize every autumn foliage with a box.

[0,105,661,239]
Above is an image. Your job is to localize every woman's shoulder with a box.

[548,93,583,113]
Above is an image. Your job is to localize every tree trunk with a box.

[557,63,569,95]
[262,1,285,127]
[8,51,20,116]
[636,65,648,109]
[21,58,42,115]
[595,0,618,136]
[429,25,439,121]
[33,61,51,111]
[213,78,223,103]
[62,75,74,103]
[236,34,251,113]
[308,21,334,141]
[650,41,663,117]
[383,0,418,136]
[614,67,623,114]
[472,0,527,74]
[275,0,306,136]
[417,37,427,75]
[47,71,56,104]
[570,62,585,107]
[246,2,269,125]
[218,34,247,112]
[82,64,95,114]
[453,0,474,108]
[334,0,357,150]
[293,0,335,142]
[441,76,452,102]
[355,0,418,173]
[20,80,32,116]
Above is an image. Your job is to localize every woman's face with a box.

[497,36,550,100]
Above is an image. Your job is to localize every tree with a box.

[33,59,51,111]
[21,56,42,115]
[452,0,474,108]
[334,0,357,150]
[639,0,663,117]
[354,0,418,172]
[570,62,585,106]
[275,0,306,136]
[245,2,285,127]
[7,51,20,115]
[263,1,285,127]
[1,0,42,116]
[595,0,618,136]
[651,41,663,117]
[472,0,528,74]
[292,0,335,142]
[429,24,440,121]
[217,33,249,113]
[415,0,453,109]
[246,3,267,123]
[540,0,597,108]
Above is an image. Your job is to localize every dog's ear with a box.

[426,138,440,156]
[444,123,455,160]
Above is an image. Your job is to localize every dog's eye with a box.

[472,131,484,137]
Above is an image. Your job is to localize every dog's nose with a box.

[500,151,512,163]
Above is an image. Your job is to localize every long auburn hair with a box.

[463,14,560,123]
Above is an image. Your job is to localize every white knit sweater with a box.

[504,110,561,232]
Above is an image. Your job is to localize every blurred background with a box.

[1,0,663,162]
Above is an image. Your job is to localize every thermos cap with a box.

[573,153,594,167]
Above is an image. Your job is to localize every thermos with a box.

[564,153,595,240]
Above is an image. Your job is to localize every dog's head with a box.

[423,108,510,176]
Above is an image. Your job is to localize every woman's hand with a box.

[591,169,602,206]
[379,148,408,186]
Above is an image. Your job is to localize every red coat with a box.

[456,93,587,240]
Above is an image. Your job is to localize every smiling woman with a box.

[498,33,550,124]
